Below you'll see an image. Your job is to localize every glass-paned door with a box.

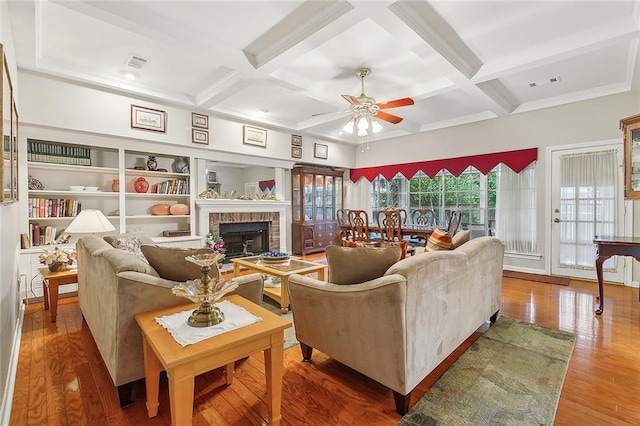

[335,176,343,210]
[325,176,334,220]
[315,175,325,221]
[292,175,301,222]
[303,174,313,222]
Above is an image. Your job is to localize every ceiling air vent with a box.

[529,76,561,88]
[125,55,148,70]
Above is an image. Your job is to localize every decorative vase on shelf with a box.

[134,177,149,193]
[146,156,157,171]
[111,179,119,192]
[174,156,189,174]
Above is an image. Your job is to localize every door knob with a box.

[553,218,560,223]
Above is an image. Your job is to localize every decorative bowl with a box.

[259,251,290,263]
[69,185,85,191]
[169,203,189,215]
[151,203,171,215]
[84,186,99,191]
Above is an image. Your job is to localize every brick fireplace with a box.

[195,199,290,254]
[210,212,279,258]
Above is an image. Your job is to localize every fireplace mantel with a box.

[195,199,290,253]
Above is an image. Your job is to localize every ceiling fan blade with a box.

[311,110,351,117]
[377,97,414,109]
[342,95,360,105]
[376,111,403,124]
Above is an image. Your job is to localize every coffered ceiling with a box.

[7,0,640,144]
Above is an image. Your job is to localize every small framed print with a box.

[192,112,209,129]
[291,134,302,146]
[314,143,328,159]
[131,105,166,133]
[291,146,302,159]
[243,125,267,148]
[192,129,209,145]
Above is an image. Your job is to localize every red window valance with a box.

[259,179,275,191]
[350,148,538,183]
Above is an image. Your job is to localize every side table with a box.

[135,294,291,426]
[38,267,78,322]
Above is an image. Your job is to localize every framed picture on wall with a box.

[192,129,209,145]
[314,143,328,159]
[131,105,166,133]
[192,112,209,129]
[291,134,302,146]
[243,125,267,148]
[292,146,302,158]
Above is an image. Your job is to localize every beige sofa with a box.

[287,236,504,414]
[76,233,264,407]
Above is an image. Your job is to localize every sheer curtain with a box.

[495,163,537,254]
[558,150,616,269]
[346,177,372,212]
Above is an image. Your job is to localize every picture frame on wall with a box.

[291,134,302,146]
[314,143,328,159]
[192,112,209,129]
[131,105,166,133]
[243,125,267,148]
[192,129,209,145]
[292,146,302,159]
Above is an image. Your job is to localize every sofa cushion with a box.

[108,235,149,263]
[104,232,155,246]
[140,245,217,282]
[380,240,408,259]
[426,228,453,251]
[326,245,401,285]
[452,230,471,249]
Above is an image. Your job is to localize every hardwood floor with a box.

[10,258,640,425]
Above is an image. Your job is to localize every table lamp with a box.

[65,209,116,235]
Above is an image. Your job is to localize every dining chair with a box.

[446,210,463,237]
[336,208,351,243]
[410,209,436,246]
[348,209,371,243]
[376,209,402,243]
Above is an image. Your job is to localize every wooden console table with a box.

[38,267,78,322]
[593,236,640,315]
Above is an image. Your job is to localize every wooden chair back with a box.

[446,210,463,236]
[376,209,402,242]
[412,209,435,227]
[336,208,351,242]
[348,210,371,242]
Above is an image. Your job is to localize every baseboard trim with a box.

[503,270,570,286]
[24,290,78,305]
[0,302,25,425]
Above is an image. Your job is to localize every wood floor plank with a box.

[11,257,640,425]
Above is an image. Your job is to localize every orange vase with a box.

[111,179,119,192]
[133,177,149,193]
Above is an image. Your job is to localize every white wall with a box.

[0,1,22,421]
[352,91,640,273]
[18,72,357,170]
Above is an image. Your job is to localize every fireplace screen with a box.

[219,222,270,260]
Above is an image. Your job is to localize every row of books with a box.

[152,178,190,195]
[27,139,91,166]
[29,198,82,218]
[29,224,62,247]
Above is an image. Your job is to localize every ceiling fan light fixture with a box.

[371,119,383,133]
[343,117,355,133]
[357,116,369,131]
[357,127,367,136]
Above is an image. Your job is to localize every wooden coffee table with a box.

[38,267,78,322]
[231,256,326,313]
[135,294,291,426]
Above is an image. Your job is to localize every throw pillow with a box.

[452,230,471,249]
[380,240,408,259]
[140,245,217,282]
[109,235,149,263]
[104,232,155,246]
[426,228,453,251]
[326,245,401,285]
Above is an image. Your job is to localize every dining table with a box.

[338,223,434,243]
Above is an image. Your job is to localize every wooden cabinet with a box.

[291,166,344,255]
[622,114,640,199]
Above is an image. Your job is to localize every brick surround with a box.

[209,212,280,252]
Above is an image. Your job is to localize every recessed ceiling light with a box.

[120,70,138,81]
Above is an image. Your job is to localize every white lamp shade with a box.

[65,209,116,234]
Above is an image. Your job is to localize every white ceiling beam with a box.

[388,0,483,79]
[243,0,354,70]
[475,80,519,115]
[192,67,246,109]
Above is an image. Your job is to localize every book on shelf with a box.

[27,139,91,166]
[29,198,81,218]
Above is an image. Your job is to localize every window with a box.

[369,164,534,252]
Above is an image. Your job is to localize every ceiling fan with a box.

[314,67,414,135]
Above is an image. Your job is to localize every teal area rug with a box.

[261,296,297,350]
[398,317,576,426]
